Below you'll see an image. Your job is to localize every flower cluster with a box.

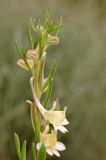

[15,11,69,159]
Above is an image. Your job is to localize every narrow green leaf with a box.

[32,143,37,160]
[38,144,46,160]
[20,140,26,160]
[30,18,36,31]
[14,133,21,158]
[46,18,63,34]
[55,17,63,36]
[42,64,56,91]
[15,42,25,58]
[38,32,48,59]
[38,32,45,59]
[43,80,53,108]
[27,24,34,49]
[44,9,50,28]
[34,32,38,49]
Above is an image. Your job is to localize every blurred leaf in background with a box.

[0,0,106,160]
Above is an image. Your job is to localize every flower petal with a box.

[51,101,57,111]
[62,118,69,125]
[53,150,60,157]
[46,148,54,156]
[56,141,66,151]
[58,125,68,133]
[36,142,42,150]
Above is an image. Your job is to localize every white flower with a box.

[37,129,66,157]
[30,77,69,133]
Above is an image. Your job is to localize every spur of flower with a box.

[30,77,69,133]
[37,126,66,157]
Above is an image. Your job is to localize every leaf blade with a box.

[43,80,53,108]
[14,133,21,158]
[32,143,37,160]
[20,140,26,160]
[42,63,56,91]
[38,144,46,160]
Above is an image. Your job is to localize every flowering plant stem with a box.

[14,10,69,160]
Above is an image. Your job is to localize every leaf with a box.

[38,144,46,160]
[46,18,63,34]
[43,80,53,108]
[27,24,34,49]
[44,9,50,28]
[30,18,36,31]
[42,63,56,91]
[38,31,48,59]
[56,17,63,36]
[20,140,26,160]
[14,133,21,158]
[38,32,45,59]
[32,143,37,160]
[15,42,26,59]
[34,32,38,49]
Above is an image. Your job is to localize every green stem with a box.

[34,59,41,97]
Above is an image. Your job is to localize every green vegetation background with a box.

[0,0,106,159]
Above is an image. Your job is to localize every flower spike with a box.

[15,11,69,159]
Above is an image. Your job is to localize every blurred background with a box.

[0,0,106,159]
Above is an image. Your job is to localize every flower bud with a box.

[48,35,59,45]
[27,49,39,59]
[17,59,33,70]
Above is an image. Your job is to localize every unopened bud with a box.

[27,49,39,59]
[48,35,59,45]
[17,59,33,70]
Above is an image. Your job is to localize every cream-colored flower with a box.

[30,77,69,133]
[37,128,66,157]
